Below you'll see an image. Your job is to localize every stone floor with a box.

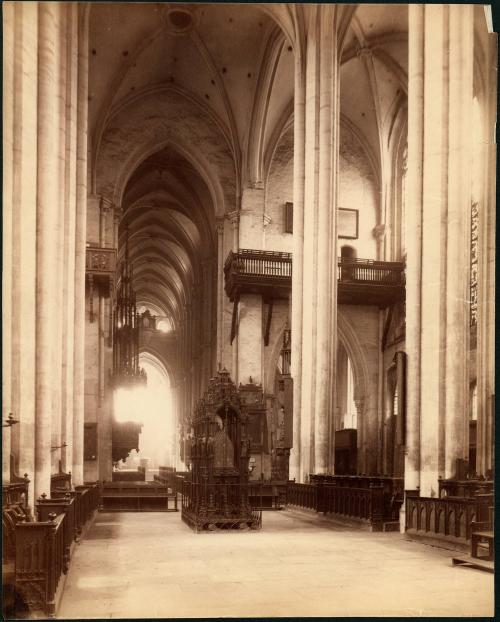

[57,509,494,619]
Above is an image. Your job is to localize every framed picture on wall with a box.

[84,422,98,461]
[338,208,359,239]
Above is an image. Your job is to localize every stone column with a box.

[215,218,225,368]
[298,18,319,479]
[2,1,15,484]
[376,310,385,474]
[476,27,497,477]
[52,4,69,473]
[336,343,348,430]
[171,385,180,468]
[236,188,265,385]
[62,3,79,473]
[354,397,366,473]
[404,5,424,495]
[443,6,473,478]
[238,187,265,249]
[201,258,213,391]
[73,4,89,487]
[191,284,201,401]
[228,211,239,251]
[113,206,122,249]
[98,201,109,406]
[289,31,306,482]
[373,225,386,262]
[227,212,239,379]
[313,6,339,474]
[35,2,63,500]
[5,3,39,500]
[291,5,343,480]
[406,5,474,496]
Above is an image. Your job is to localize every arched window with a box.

[157,318,173,333]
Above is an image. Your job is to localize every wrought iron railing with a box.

[181,480,262,531]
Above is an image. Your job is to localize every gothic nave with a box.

[2,2,496,619]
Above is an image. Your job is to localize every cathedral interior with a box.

[2,2,496,618]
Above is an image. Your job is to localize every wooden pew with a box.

[15,512,67,617]
[471,505,494,561]
[3,478,100,619]
[154,467,190,495]
[50,468,72,498]
[2,475,31,619]
[37,494,75,569]
[112,468,146,482]
[101,482,178,511]
[248,481,287,509]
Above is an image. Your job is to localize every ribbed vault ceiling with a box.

[90,2,409,351]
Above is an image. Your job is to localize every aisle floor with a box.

[57,509,494,618]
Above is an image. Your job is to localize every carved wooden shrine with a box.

[181,369,261,532]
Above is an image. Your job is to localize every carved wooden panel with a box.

[85,247,116,275]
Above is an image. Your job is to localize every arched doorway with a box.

[136,353,176,473]
[113,352,176,475]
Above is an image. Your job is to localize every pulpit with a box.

[181,369,261,532]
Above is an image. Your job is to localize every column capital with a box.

[215,217,225,234]
[100,195,113,213]
[248,180,264,191]
[372,224,386,241]
[113,205,123,223]
[226,210,240,225]
[402,143,408,174]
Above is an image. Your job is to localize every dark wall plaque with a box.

[84,422,98,461]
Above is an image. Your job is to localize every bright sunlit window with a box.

[113,386,145,423]
[157,318,172,333]
[114,353,176,468]
[138,356,175,467]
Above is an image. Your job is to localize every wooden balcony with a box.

[85,246,116,279]
[337,258,405,306]
[224,249,292,302]
[85,246,117,322]
[224,250,405,308]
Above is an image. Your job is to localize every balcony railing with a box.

[224,250,405,341]
[224,249,292,301]
[224,250,404,303]
[337,258,405,306]
[225,249,292,277]
[337,258,405,285]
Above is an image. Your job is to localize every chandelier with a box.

[111,229,147,390]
